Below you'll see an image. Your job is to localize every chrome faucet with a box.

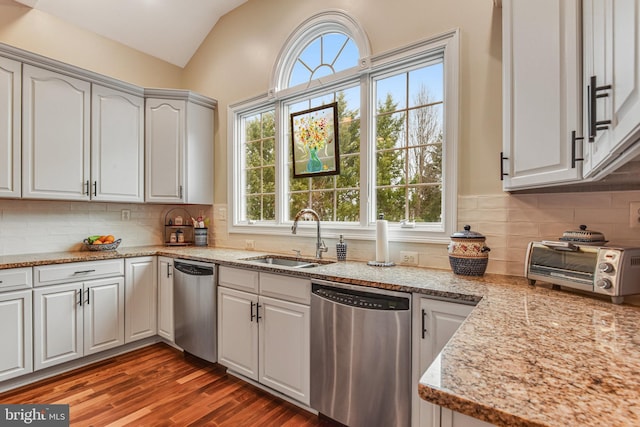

[291,208,328,259]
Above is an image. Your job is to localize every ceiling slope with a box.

[12,0,247,67]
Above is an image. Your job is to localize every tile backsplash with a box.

[213,190,640,278]
[4,190,640,279]
[0,200,212,255]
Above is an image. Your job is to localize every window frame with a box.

[228,25,459,244]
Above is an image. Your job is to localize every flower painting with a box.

[290,102,340,178]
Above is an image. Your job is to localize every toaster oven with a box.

[525,241,640,304]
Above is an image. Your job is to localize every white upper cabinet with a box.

[0,56,21,198]
[501,0,582,190]
[583,0,640,177]
[22,64,91,200]
[91,84,144,202]
[145,90,215,204]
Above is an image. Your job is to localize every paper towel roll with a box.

[376,217,389,263]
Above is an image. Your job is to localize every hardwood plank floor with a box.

[0,343,342,426]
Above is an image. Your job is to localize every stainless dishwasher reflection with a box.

[173,259,217,363]
[310,280,411,427]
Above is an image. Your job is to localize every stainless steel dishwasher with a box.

[310,279,411,427]
[173,259,217,363]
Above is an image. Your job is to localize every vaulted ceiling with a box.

[11,0,248,67]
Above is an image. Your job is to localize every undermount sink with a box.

[241,255,334,269]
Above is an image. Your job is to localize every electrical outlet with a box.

[121,209,130,221]
[217,207,227,221]
[630,202,640,229]
[245,239,255,250]
[400,251,418,265]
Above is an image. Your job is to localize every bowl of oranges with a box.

[83,235,121,251]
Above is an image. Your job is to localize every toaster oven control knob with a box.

[596,278,613,289]
[598,262,615,273]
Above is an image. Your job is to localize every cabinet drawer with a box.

[0,267,33,292]
[34,259,124,287]
[218,266,259,293]
[260,273,310,305]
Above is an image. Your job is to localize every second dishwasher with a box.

[173,259,217,363]
[310,280,411,427]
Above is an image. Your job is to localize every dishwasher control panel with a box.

[312,283,410,310]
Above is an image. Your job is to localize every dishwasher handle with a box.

[174,260,213,276]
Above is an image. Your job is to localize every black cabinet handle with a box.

[73,269,96,275]
[179,185,183,199]
[78,288,83,306]
[500,152,509,181]
[84,180,90,196]
[589,75,612,142]
[250,301,256,322]
[167,263,172,278]
[93,181,97,197]
[421,309,427,339]
[571,131,584,169]
[257,303,262,321]
[86,288,90,305]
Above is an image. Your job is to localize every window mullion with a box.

[274,100,287,225]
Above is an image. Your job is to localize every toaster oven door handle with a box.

[541,240,579,251]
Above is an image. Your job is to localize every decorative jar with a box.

[448,225,490,276]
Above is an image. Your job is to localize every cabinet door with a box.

[440,408,495,427]
[33,283,83,370]
[217,286,258,380]
[145,98,185,203]
[84,277,125,355]
[412,297,474,427]
[125,257,157,343]
[0,56,21,198]
[501,0,582,189]
[258,295,310,404]
[22,64,90,200]
[0,290,32,381]
[91,84,144,202]
[157,256,174,342]
[583,0,640,177]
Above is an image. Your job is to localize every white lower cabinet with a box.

[217,267,310,405]
[412,296,492,427]
[157,256,174,342]
[218,286,258,379]
[125,257,157,343]
[259,295,310,403]
[33,277,124,370]
[0,290,32,381]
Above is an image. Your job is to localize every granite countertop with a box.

[2,246,640,426]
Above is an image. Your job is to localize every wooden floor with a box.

[0,343,341,427]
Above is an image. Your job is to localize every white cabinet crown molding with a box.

[0,42,144,97]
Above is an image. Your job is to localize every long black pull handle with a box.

[589,75,612,141]
[571,131,584,169]
[257,303,262,321]
[86,288,90,305]
[93,181,97,197]
[84,180,90,196]
[78,288,83,306]
[250,301,256,322]
[500,152,509,181]
[421,309,427,339]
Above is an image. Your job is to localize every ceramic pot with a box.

[558,224,608,245]
[448,225,490,276]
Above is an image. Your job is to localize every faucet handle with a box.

[319,241,328,252]
[292,249,302,258]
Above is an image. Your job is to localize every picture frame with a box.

[290,102,340,178]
